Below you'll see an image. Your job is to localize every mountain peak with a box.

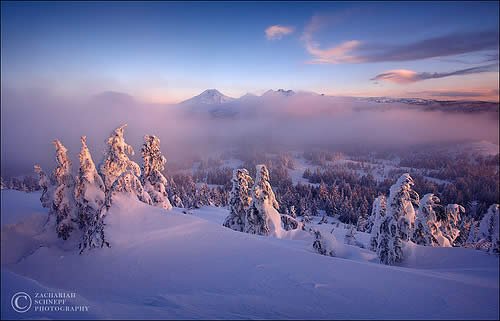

[181,89,235,105]
[263,89,295,97]
[201,88,223,96]
[240,92,258,99]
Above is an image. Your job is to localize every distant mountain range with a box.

[177,89,498,118]
[179,88,299,105]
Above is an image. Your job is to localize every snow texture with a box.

[1,190,499,320]
[1,190,499,319]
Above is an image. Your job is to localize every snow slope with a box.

[1,190,499,319]
[0,190,47,225]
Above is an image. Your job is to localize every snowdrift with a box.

[1,190,499,319]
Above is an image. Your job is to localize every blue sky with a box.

[1,1,499,102]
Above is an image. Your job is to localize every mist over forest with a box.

[1,87,498,177]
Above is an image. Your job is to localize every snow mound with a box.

[1,191,499,319]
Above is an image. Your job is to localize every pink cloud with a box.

[265,25,295,40]
[301,13,499,65]
[372,64,498,84]
[304,40,363,64]
[371,69,419,84]
[301,14,363,64]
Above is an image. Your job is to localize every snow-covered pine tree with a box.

[106,170,152,207]
[412,193,441,246]
[166,177,184,208]
[455,216,473,246]
[74,136,109,253]
[172,194,184,208]
[223,168,253,232]
[466,220,479,247]
[50,140,78,240]
[140,135,172,210]
[387,173,419,241]
[369,195,387,251]
[312,229,335,257]
[440,204,465,246]
[281,214,301,231]
[356,214,368,232]
[344,225,357,246]
[195,183,213,207]
[477,204,499,254]
[245,203,269,235]
[244,165,282,236]
[99,124,141,190]
[301,208,313,223]
[376,213,402,265]
[376,174,419,264]
[34,164,52,208]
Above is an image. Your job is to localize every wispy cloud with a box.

[371,69,420,84]
[371,64,499,84]
[301,14,363,64]
[363,30,499,63]
[265,25,294,40]
[305,40,363,64]
[302,14,499,64]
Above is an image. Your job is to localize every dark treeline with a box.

[3,144,498,226]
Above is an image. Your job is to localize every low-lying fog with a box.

[1,88,498,176]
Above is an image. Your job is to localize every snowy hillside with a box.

[1,190,498,319]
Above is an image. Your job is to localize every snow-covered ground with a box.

[169,140,499,188]
[287,156,321,185]
[1,190,499,319]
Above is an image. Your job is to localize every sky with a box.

[1,1,499,103]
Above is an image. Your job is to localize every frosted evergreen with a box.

[99,124,141,190]
[477,204,499,254]
[244,165,282,236]
[223,168,253,232]
[75,136,108,253]
[34,164,52,209]
[50,140,78,240]
[376,173,419,265]
[369,195,387,251]
[141,135,172,210]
